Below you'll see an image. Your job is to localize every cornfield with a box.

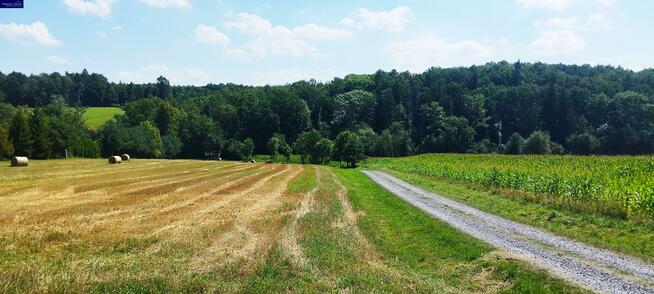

[368,154,654,218]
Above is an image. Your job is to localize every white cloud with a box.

[117,65,210,86]
[62,0,114,19]
[533,17,578,30]
[0,22,62,46]
[528,30,586,56]
[387,35,496,72]
[341,6,413,32]
[139,0,190,9]
[224,12,351,59]
[195,25,230,45]
[225,48,248,60]
[48,56,69,65]
[529,13,611,57]
[292,24,352,40]
[112,26,122,31]
[515,0,571,11]
[533,14,611,31]
[97,31,108,38]
[586,12,611,29]
[338,17,359,28]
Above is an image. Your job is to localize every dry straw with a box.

[108,156,122,164]
[11,156,28,167]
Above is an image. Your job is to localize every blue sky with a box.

[0,0,652,85]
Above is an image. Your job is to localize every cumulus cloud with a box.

[62,0,114,19]
[529,13,611,56]
[292,24,352,40]
[117,65,210,86]
[0,22,62,46]
[533,13,611,31]
[340,6,413,32]
[387,35,496,72]
[224,12,351,59]
[195,25,230,45]
[48,56,69,65]
[528,30,586,56]
[139,0,191,9]
[225,48,248,60]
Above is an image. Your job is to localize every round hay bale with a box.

[11,156,28,167]
[121,154,131,161]
[217,157,222,161]
[108,156,122,164]
[250,160,256,163]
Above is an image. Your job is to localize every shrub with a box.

[504,133,524,155]
[523,131,551,154]
[566,133,600,155]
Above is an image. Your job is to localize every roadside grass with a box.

[83,107,124,129]
[379,169,654,263]
[330,168,585,293]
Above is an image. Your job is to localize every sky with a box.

[0,0,652,86]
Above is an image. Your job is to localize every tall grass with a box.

[368,154,654,218]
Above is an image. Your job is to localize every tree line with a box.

[1,61,653,165]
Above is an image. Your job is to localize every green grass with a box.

[246,167,584,293]
[253,154,303,164]
[368,154,654,219]
[331,168,584,293]
[83,107,124,129]
[378,169,654,263]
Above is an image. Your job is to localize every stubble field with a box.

[0,159,581,293]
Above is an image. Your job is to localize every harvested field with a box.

[0,159,582,293]
[0,159,304,292]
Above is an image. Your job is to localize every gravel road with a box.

[364,171,654,294]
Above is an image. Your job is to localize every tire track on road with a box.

[365,171,654,294]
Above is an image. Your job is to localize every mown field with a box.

[0,159,581,293]
[83,107,124,129]
[367,154,654,261]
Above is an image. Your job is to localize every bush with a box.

[523,131,551,154]
[504,133,524,155]
[224,138,254,161]
[566,133,599,155]
[550,142,565,155]
[470,139,495,154]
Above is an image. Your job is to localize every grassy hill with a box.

[83,107,124,129]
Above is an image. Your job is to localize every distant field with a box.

[0,159,580,293]
[368,154,654,218]
[83,107,124,129]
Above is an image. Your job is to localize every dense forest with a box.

[1,61,653,164]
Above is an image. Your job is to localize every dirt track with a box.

[364,171,654,294]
